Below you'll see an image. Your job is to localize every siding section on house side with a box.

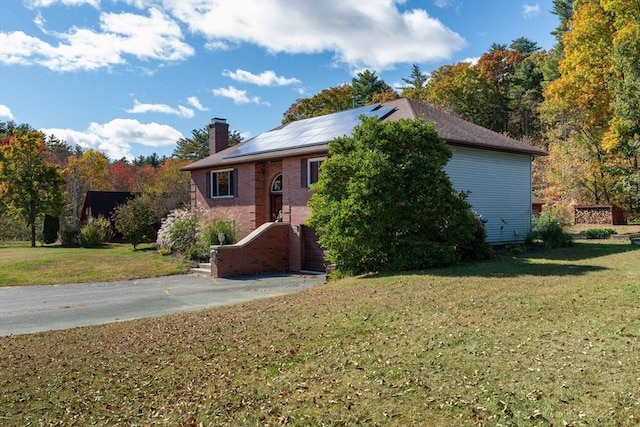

[444,146,532,244]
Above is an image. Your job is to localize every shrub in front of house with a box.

[78,216,110,248]
[309,117,492,275]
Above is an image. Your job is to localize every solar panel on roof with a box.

[224,104,396,159]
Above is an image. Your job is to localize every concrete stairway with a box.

[190,262,211,276]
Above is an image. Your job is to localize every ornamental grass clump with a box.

[156,208,197,255]
[192,218,239,260]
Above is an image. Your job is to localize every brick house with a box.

[182,98,547,277]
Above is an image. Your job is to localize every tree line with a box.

[280,0,639,221]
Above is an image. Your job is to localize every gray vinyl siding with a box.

[444,146,533,244]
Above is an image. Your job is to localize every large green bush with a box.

[308,117,491,275]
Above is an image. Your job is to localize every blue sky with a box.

[0,0,559,160]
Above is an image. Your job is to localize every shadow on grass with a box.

[433,242,639,278]
[523,241,639,262]
[363,242,638,280]
[431,258,609,278]
[35,244,114,250]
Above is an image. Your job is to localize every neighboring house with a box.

[79,191,136,240]
[182,98,547,275]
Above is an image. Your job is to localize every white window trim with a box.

[271,174,283,193]
[211,168,234,199]
[307,157,325,188]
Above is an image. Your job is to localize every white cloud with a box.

[187,96,208,111]
[433,0,454,7]
[523,4,540,19]
[165,0,465,71]
[7,1,465,73]
[126,99,194,118]
[461,56,480,65]
[26,0,100,8]
[0,8,193,72]
[0,104,15,120]
[222,69,301,87]
[40,119,183,160]
[212,86,269,106]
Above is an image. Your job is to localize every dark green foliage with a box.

[582,228,616,239]
[113,194,158,249]
[509,37,540,56]
[60,226,80,247]
[193,219,239,260]
[172,127,209,160]
[401,64,428,89]
[41,215,59,244]
[172,127,244,160]
[78,217,110,247]
[350,70,391,105]
[531,213,573,248]
[308,117,491,275]
[454,212,494,262]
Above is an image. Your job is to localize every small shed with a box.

[574,205,627,225]
[532,195,544,216]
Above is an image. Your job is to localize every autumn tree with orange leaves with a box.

[542,0,640,213]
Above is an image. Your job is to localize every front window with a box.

[211,169,234,198]
[307,157,325,187]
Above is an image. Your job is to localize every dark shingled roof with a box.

[79,191,136,224]
[182,98,547,171]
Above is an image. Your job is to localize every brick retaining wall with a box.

[210,222,291,278]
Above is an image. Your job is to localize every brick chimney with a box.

[209,117,229,154]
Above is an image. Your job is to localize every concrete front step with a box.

[190,263,211,276]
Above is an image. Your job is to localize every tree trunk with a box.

[31,222,36,247]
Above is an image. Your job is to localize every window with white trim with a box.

[210,168,234,198]
[307,157,325,187]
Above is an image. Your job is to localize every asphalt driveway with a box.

[0,273,325,337]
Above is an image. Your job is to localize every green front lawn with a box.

[0,242,189,286]
[1,241,639,425]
